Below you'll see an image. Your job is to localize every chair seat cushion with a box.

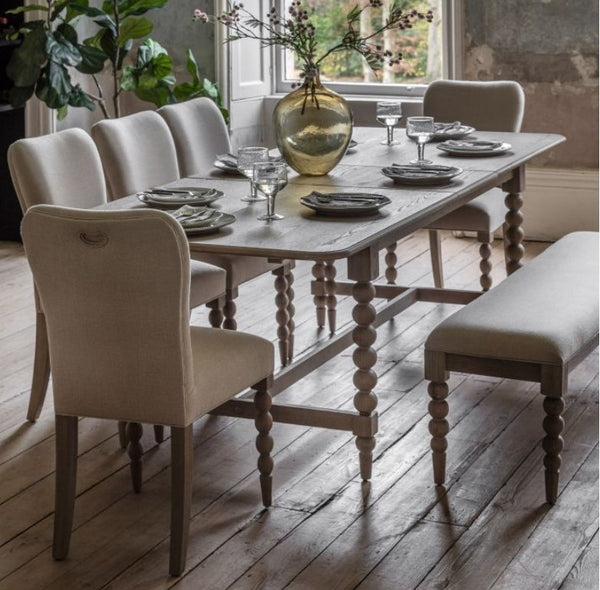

[188,326,274,419]
[189,260,226,308]
[426,188,507,233]
[425,232,599,365]
[192,253,281,289]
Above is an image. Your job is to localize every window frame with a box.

[273,0,462,96]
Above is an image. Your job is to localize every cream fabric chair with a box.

[8,128,227,423]
[95,106,295,365]
[423,80,526,291]
[21,205,275,576]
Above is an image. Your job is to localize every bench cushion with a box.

[425,232,599,365]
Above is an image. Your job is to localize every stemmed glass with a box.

[376,101,403,145]
[406,116,435,165]
[237,146,269,202]
[253,161,288,221]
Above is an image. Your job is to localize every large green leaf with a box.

[6,5,48,15]
[47,31,82,68]
[185,49,200,85]
[56,22,78,46]
[68,86,96,110]
[6,24,48,87]
[36,62,72,108]
[118,0,168,17]
[76,45,107,74]
[134,84,171,107]
[150,52,172,79]
[120,65,137,91]
[64,0,91,23]
[9,84,35,108]
[116,16,153,45]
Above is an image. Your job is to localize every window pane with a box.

[282,0,443,86]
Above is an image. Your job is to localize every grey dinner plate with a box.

[436,140,512,157]
[137,187,223,208]
[300,192,391,217]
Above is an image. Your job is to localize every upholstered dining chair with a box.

[93,107,295,365]
[421,79,526,291]
[21,205,275,577]
[8,128,227,426]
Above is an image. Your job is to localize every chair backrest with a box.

[21,205,196,427]
[7,128,107,212]
[159,97,232,177]
[91,110,180,200]
[423,80,525,132]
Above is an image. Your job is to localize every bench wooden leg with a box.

[477,231,493,291]
[428,230,444,289]
[222,290,237,331]
[206,299,224,328]
[285,268,295,363]
[542,396,565,505]
[127,422,144,493]
[428,381,449,485]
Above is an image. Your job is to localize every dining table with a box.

[103,126,565,482]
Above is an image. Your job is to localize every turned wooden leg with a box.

[542,396,565,505]
[118,421,128,449]
[325,261,337,334]
[222,291,237,331]
[385,242,398,285]
[273,268,290,366]
[27,310,51,421]
[206,299,223,328]
[169,425,193,576]
[428,230,444,289]
[53,415,78,561]
[154,425,165,444]
[504,191,524,275]
[285,269,295,363]
[478,233,493,292]
[428,381,449,486]
[312,261,326,328]
[127,422,144,493]
[352,280,378,481]
[254,380,274,507]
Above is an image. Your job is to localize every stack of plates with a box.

[137,187,223,208]
[300,191,391,216]
[431,122,475,141]
[169,205,235,235]
[381,164,462,186]
[436,140,512,156]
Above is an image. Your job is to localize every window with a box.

[275,0,459,97]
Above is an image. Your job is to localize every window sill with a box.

[263,94,424,127]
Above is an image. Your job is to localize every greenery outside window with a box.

[275,0,457,97]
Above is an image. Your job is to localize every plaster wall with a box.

[462,0,598,169]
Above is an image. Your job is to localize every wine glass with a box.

[253,161,288,221]
[376,101,403,145]
[406,116,435,165]
[237,146,269,202]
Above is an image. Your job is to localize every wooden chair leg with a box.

[285,268,295,363]
[154,425,165,444]
[118,421,128,449]
[254,379,274,507]
[325,261,337,334]
[542,396,565,505]
[428,380,449,485]
[169,425,193,577]
[222,290,237,331]
[428,229,444,289]
[53,415,78,560]
[127,422,144,493]
[26,311,51,421]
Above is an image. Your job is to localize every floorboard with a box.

[0,231,597,590]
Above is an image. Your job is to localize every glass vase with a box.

[273,72,353,176]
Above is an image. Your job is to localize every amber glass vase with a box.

[273,72,353,176]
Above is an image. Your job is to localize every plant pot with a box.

[273,74,353,176]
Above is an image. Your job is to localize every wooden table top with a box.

[107,128,564,262]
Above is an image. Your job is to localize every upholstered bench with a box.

[424,232,599,504]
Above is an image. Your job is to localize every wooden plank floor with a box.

[0,230,597,590]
